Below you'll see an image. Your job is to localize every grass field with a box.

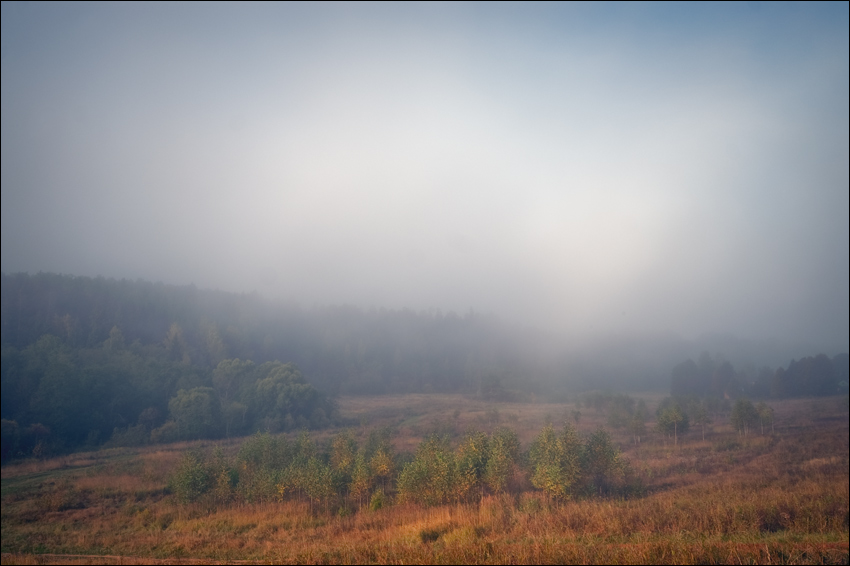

[1,394,848,564]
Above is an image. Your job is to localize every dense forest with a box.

[1,272,846,460]
[669,351,848,399]
[0,272,549,459]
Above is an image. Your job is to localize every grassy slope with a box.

[1,395,848,564]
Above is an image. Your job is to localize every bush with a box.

[107,424,149,447]
[170,449,212,503]
[370,488,386,511]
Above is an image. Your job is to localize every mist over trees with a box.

[1,272,548,458]
[1,272,846,460]
[670,351,848,400]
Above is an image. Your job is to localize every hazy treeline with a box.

[0,331,337,460]
[0,272,547,458]
[670,351,849,399]
[1,272,545,396]
[2,273,846,460]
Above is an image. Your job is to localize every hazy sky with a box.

[2,2,848,350]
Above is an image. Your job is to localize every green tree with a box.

[164,322,190,363]
[691,401,712,441]
[253,362,324,431]
[529,423,582,501]
[730,398,759,436]
[199,319,227,367]
[303,457,335,513]
[581,428,623,496]
[370,445,395,492]
[397,435,455,506]
[454,430,489,501]
[167,387,223,440]
[213,358,255,436]
[349,450,372,510]
[330,430,358,481]
[656,400,689,446]
[170,448,212,503]
[756,402,775,435]
[484,427,519,494]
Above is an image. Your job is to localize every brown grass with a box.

[2,395,848,564]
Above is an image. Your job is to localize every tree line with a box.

[570,390,777,447]
[1,272,543,397]
[1,272,545,459]
[3,273,845,460]
[0,327,336,460]
[170,424,634,512]
[670,351,848,400]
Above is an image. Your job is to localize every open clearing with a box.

[2,395,848,564]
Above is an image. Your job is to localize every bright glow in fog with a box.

[1,2,847,351]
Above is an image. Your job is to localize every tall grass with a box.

[1,396,847,564]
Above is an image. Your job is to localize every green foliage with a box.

[369,488,386,511]
[397,435,455,506]
[656,398,690,443]
[690,400,710,429]
[772,354,840,398]
[237,431,291,471]
[330,429,358,485]
[581,428,624,495]
[5,273,841,458]
[106,424,149,447]
[529,423,582,500]
[485,426,519,494]
[213,358,255,436]
[349,451,372,507]
[0,272,556,434]
[253,362,328,432]
[454,430,490,501]
[755,402,774,435]
[671,354,742,399]
[370,446,395,489]
[731,398,760,436]
[167,387,223,440]
[168,423,649,513]
[303,457,335,509]
[170,449,213,503]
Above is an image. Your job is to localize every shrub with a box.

[170,449,212,503]
[370,488,386,511]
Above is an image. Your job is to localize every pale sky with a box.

[2,2,848,351]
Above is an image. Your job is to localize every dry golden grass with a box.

[337,392,624,449]
[2,395,848,564]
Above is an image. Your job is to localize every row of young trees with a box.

[172,425,633,511]
[652,396,775,444]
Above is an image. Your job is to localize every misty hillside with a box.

[1,272,546,396]
[1,272,558,458]
[2,272,846,460]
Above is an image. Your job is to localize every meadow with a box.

[1,394,848,564]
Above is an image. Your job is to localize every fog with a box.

[2,2,848,354]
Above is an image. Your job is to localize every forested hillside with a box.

[2,273,846,460]
[1,272,542,394]
[1,273,548,458]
